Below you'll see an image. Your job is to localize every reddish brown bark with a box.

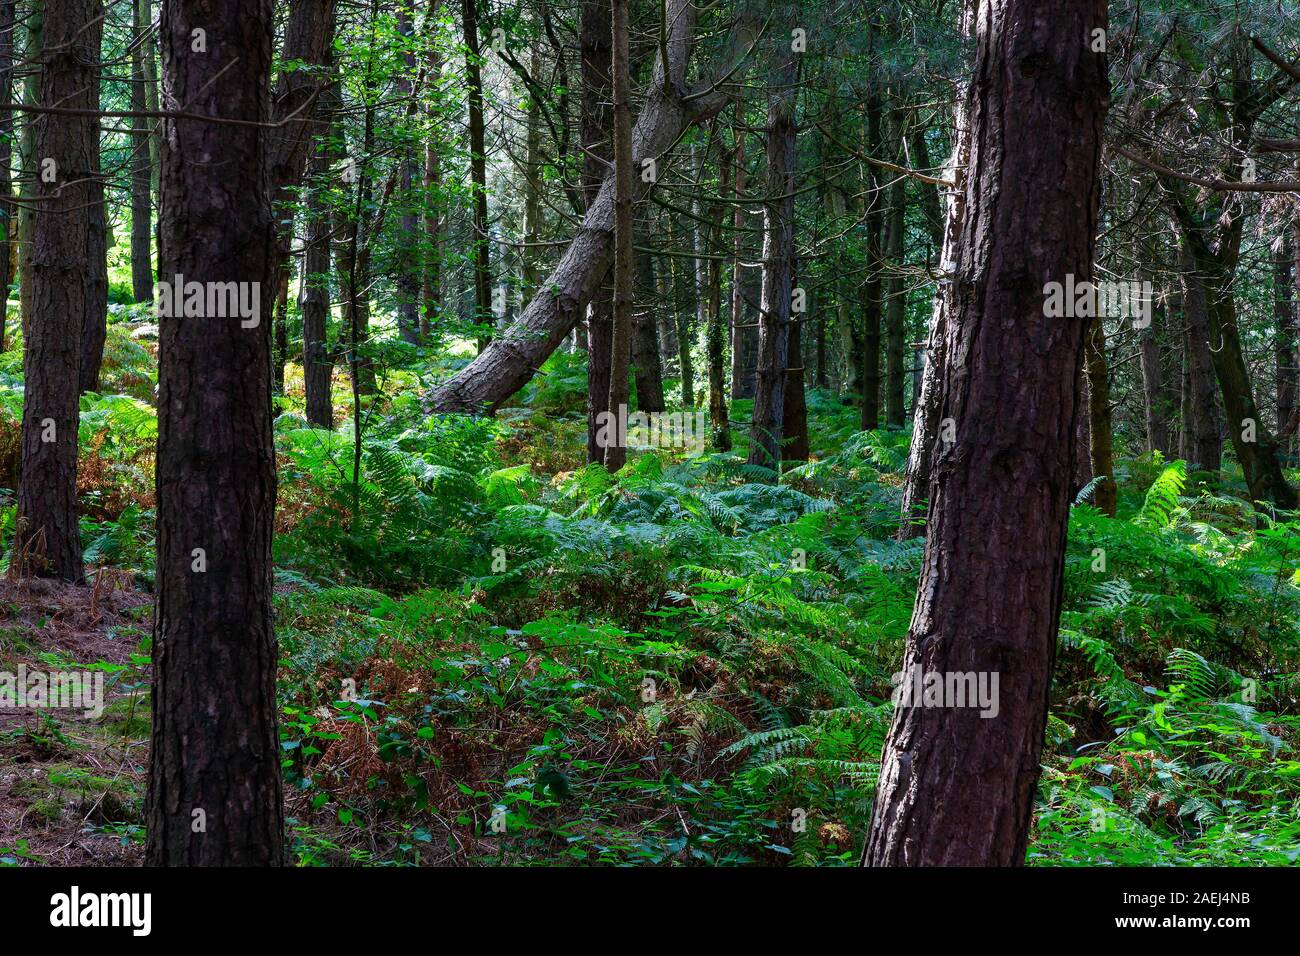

[865,0,1109,867]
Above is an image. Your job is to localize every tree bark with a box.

[604,0,632,472]
[747,43,797,473]
[17,0,97,581]
[147,0,283,866]
[129,0,153,302]
[1179,241,1221,473]
[884,150,907,427]
[865,0,1109,867]
[1084,316,1117,516]
[0,0,16,348]
[898,6,974,540]
[1276,230,1295,454]
[632,232,664,413]
[461,0,491,350]
[581,0,612,463]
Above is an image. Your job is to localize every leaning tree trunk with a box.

[865,0,1109,867]
[430,0,756,414]
[16,0,99,582]
[747,44,797,473]
[147,0,283,866]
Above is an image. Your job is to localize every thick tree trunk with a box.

[1085,316,1117,516]
[430,0,754,413]
[865,0,1109,867]
[129,0,153,302]
[147,0,283,866]
[604,0,632,472]
[17,0,96,581]
[747,47,797,473]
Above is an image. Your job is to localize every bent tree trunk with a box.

[147,0,283,866]
[430,0,756,413]
[865,0,1109,866]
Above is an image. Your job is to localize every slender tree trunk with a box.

[859,95,883,431]
[129,0,153,302]
[1138,321,1171,456]
[393,1,420,344]
[17,2,41,340]
[581,0,612,464]
[729,110,756,400]
[747,45,797,473]
[707,148,730,450]
[632,235,664,413]
[461,0,491,350]
[0,0,17,349]
[782,301,808,462]
[1180,242,1221,472]
[865,0,1109,867]
[670,219,695,408]
[17,0,96,581]
[1085,316,1117,516]
[421,6,443,337]
[1276,231,1295,453]
[301,110,334,427]
[603,0,632,472]
[898,3,974,539]
[147,0,283,866]
[884,156,907,427]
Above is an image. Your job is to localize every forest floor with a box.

[2,326,1300,866]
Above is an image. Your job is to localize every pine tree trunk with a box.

[147,0,283,866]
[1179,241,1221,473]
[632,238,664,413]
[581,0,612,464]
[884,161,907,427]
[747,45,797,473]
[1085,316,1117,516]
[462,0,491,350]
[604,0,632,472]
[129,0,153,302]
[865,0,1109,867]
[20,0,96,580]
